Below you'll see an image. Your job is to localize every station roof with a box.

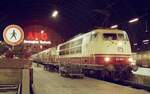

[0,0,149,51]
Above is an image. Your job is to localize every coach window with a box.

[69,42,74,48]
[76,39,82,45]
[60,45,65,50]
[76,47,82,53]
[59,51,62,55]
[65,50,69,55]
[59,51,64,55]
[75,48,78,53]
[70,49,74,54]
[66,44,69,49]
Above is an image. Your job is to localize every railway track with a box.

[38,63,150,92]
[85,74,150,92]
[115,80,150,91]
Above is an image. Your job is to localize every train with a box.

[32,28,138,80]
[132,51,150,68]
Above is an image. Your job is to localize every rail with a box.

[116,80,150,91]
[86,73,150,92]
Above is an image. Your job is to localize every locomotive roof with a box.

[59,29,126,46]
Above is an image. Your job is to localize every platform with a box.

[133,67,150,86]
[133,67,150,77]
[32,65,150,94]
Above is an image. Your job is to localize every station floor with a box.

[133,67,150,77]
[32,65,150,94]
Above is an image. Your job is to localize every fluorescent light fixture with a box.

[145,29,148,32]
[129,18,139,23]
[144,42,149,44]
[142,39,149,42]
[110,25,118,28]
[133,43,138,46]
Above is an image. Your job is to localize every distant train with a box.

[32,28,137,80]
[132,51,150,68]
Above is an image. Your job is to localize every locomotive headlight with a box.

[128,58,136,65]
[128,57,133,62]
[104,57,110,62]
[131,62,136,66]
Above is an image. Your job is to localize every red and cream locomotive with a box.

[32,28,137,80]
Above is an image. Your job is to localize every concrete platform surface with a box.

[133,67,150,77]
[33,66,150,94]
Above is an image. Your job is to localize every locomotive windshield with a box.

[103,33,127,41]
[118,34,127,40]
[103,33,117,40]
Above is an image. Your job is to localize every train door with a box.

[85,32,98,55]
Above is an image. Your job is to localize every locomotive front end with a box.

[94,29,138,80]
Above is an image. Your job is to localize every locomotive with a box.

[32,28,137,80]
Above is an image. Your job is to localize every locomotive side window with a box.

[91,33,98,41]
[103,33,117,40]
[118,34,128,41]
[124,34,129,41]
[118,34,124,40]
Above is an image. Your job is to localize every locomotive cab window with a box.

[103,33,117,40]
[118,34,127,40]
[91,33,98,41]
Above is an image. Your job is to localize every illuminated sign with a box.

[3,24,24,46]
[24,40,51,44]
[27,31,48,41]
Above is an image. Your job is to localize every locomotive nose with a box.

[128,57,134,62]
[128,57,138,71]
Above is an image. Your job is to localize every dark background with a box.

[0,0,150,52]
